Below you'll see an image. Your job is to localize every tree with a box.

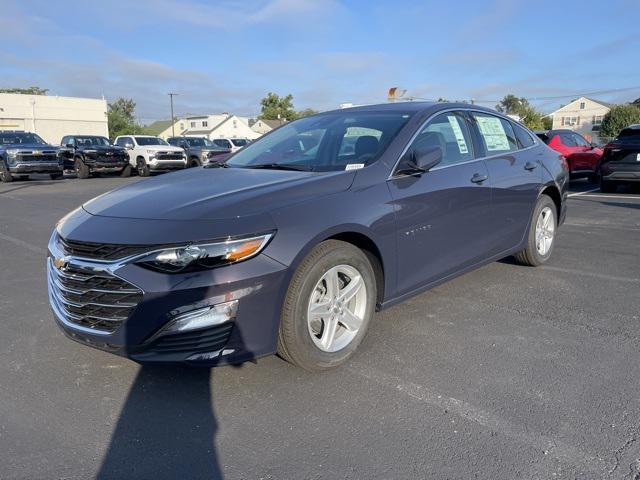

[259,92,297,121]
[632,97,640,106]
[296,108,318,118]
[542,115,553,130]
[599,104,640,140]
[107,97,146,139]
[495,94,546,130]
[0,86,48,95]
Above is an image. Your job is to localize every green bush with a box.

[599,104,640,139]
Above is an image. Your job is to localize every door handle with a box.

[524,161,538,171]
[470,173,488,184]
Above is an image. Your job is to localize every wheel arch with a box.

[281,225,389,310]
[539,184,562,219]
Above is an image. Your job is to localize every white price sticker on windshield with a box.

[345,163,365,171]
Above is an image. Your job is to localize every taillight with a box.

[559,155,569,171]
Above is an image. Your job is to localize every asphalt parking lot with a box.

[1,174,639,480]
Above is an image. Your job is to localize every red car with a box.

[536,129,602,181]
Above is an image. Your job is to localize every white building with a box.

[550,96,611,142]
[157,114,261,140]
[0,93,108,144]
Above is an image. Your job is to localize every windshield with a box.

[226,111,413,171]
[75,136,111,147]
[231,139,249,147]
[0,132,46,145]
[135,136,168,146]
[185,138,206,147]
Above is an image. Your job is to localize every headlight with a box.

[6,148,19,157]
[146,149,157,155]
[136,233,273,273]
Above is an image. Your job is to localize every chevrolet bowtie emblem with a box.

[53,256,69,270]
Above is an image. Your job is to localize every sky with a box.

[2,0,639,124]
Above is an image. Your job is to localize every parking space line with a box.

[0,232,47,255]
[541,265,639,283]
[350,365,605,474]
[567,188,599,197]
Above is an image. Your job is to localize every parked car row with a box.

[536,127,640,192]
[0,131,248,182]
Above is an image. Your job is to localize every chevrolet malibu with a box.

[48,103,568,371]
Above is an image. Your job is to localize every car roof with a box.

[322,101,497,116]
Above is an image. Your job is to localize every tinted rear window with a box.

[616,128,640,142]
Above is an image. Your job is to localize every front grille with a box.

[146,323,233,354]
[48,259,143,333]
[56,234,155,261]
[18,152,58,162]
[156,152,184,160]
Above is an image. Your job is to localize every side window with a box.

[559,133,577,147]
[167,138,177,146]
[115,137,124,146]
[406,112,474,167]
[573,134,590,147]
[512,123,535,148]
[472,113,518,154]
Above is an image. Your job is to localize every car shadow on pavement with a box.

[96,365,223,480]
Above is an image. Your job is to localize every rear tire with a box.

[277,240,377,371]
[600,177,617,193]
[75,157,90,179]
[136,158,150,177]
[120,165,132,177]
[513,195,556,267]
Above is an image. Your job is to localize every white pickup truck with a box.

[114,135,187,176]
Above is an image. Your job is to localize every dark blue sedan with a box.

[47,102,568,371]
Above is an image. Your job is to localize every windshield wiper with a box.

[242,163,313,172]
[203,161,229,169]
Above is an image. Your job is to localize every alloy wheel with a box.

[535,206,555,256]
[307,264,367,353]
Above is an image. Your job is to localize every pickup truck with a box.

[166,136,231,167]
[60,135,130,179]
[0,130,63,182]
[114,135,186,176]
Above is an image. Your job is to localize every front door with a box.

[388,111,492,296]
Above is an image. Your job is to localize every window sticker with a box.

[345,163,365,171]
[447,116,469,154]
[476,116,510,151]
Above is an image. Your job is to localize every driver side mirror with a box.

[179,142,188,149]
[397,146,443,176]
[124,143,134,150]
[64,143,75,149]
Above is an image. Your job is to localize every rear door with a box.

[569,133,599,173]
[469,112,542,253]
[388,110,492,295]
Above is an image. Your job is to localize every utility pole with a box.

[168,93,178,137]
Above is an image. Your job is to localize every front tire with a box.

[120,165,132,177]
[49,172,64,180]
[513,195,556,267]
[136,158,150,177]
[277,240,377,371]
[0,163,13,183]
[75,157,90,179]
[189,157,201,168]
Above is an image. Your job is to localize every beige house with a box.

[550,96,610,142]
[0,93,108,144]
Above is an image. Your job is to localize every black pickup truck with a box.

[0,131,64,182]
[167,136,231,167]
[60,135,131,178]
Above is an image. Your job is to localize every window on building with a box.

[563,116,578,126]
[190,121,196,128]
[202,121,208,127]
[592,115,603,125]
[579,102,585,109]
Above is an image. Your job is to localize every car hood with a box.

[4,143,59,151]
[83,166,355,221]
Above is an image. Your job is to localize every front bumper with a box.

[47,233,288,366]
[149,159,187,171]
[9,162,63,174]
